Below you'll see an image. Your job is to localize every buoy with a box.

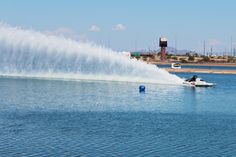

[139,85,145,93]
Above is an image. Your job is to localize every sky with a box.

[0,0,236,54]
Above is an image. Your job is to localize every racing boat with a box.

[183,75,215,87]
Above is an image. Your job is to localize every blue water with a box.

[157,64,236,70]
[0,73,236,156]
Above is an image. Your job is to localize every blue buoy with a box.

[139,85,145,93]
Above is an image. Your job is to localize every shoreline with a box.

[164,68,236,75]
[151,62,236,67]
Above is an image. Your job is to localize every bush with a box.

[172,56,178,60]
[135,56,140,60]
[180,58,188,63]
[188,56,195,61]
[227,57,234,63]
[166,54,172,59]
[202,56,210,62]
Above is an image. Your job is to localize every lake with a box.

[0,73,236,156]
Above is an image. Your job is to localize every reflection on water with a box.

[0,74,235,114]
[0,77,195,113]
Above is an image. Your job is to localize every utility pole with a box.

[234,47,236,57]
[175,35,177,55]
[210,46,213,56]
[231,36,233,56]
[203,40,206,56]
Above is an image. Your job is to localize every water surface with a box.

[0,73,236,156]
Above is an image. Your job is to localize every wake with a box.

[0,23,184,85]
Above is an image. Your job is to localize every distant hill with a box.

[165,47,191,55]
[132,47,193,55]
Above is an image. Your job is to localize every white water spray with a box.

[0,24,183,84]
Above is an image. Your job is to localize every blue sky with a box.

[0,0,236,53]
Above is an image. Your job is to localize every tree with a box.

[202,56,210,62]
[172,56,178,60]
[167,54,172,59]
[180,58,188,63]
[188,56,195,61]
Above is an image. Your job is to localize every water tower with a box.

[159,37,168,61]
